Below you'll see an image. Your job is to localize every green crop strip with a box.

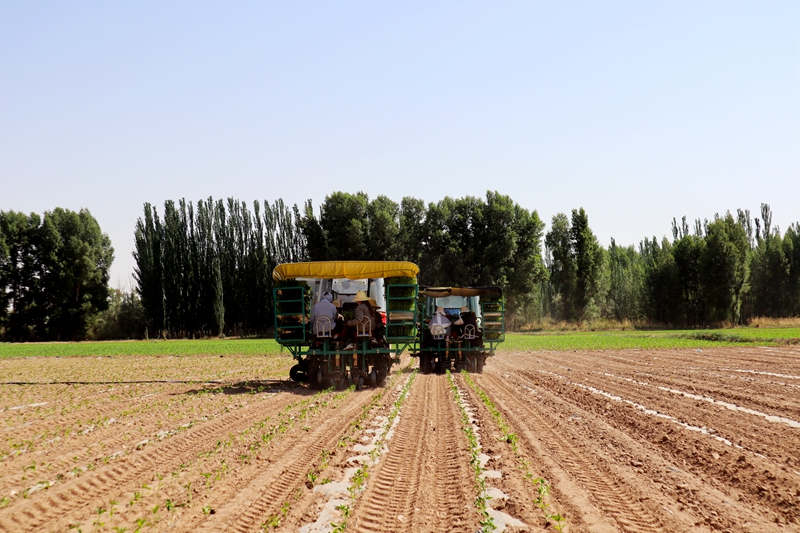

[446,370,495,533]
[461,371,565,531]
[331,368,417,532]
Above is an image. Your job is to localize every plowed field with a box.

[0,347,798,532]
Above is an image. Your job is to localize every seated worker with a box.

[368,298,383,330]
[331,300,345,338]
[346,290,375,338]
[368,297,387,344]
[428,306,452,338]
[311,293,337,336]
[454,305,479,338]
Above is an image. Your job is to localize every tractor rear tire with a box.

[370,369,377,388]
[419,354,431,374]
[289,364,307,382]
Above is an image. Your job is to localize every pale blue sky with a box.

[1,1,798,287]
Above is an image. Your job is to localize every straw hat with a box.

[460,306,469,312]
[354,290,370,302]
[332,300,341,308]
[368,297,381,309]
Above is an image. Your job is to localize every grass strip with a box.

[461,371,565,531]
[500,328,800,352]
[446,370,495,533]
[0,338,284,358]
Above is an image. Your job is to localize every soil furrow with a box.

[194,388,377,532]
[477,372,669,533]
[494,359,799,528]
[352,382,427,532]
[0,391,297,532]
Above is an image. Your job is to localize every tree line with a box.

[2,194,798,341]
[0,208,113,341]
[131,192,547,338]
[130,192,799,338]
[587,205,800,327]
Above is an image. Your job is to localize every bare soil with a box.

[0,347,797,532]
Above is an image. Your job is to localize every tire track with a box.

[477,373,663,533]
[0,391,297,532]
[412,375,475,533]
[353,374,475,533]
[351,378,427,532]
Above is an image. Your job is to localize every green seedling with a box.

[447,371,495,532]
[461,370,566,530]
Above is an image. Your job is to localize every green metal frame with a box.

[273,281,419,369]
[273,286,307,349]
[480,299,505,346]
[415,297,506,357]
[385,283,418,353]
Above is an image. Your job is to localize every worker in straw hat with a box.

[346,290,376,337]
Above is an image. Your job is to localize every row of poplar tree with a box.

[132,192,546,338]
[131,192,800,338]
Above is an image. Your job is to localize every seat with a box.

[315,316,333,338]
[356,317,372,339]
[430,324,447,341]
[462,324,477,340]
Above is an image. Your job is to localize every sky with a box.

[1,1,798,288]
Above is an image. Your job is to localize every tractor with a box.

[272,261,419,389]
[413,286,505,374]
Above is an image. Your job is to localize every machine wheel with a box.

[370,369,377,388]
[289,364,307,382]
[419,354,431,374]
[356,377,364,390]
[328,377,336,389]
[476,357,485,374]
[316,367,323,386]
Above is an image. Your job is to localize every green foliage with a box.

[700,214,750,324]
[134,198,297,339]
[0,208,113,341]
[91,288,147,340]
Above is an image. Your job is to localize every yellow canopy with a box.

[419,286,503,298]
[273,261,419,281]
